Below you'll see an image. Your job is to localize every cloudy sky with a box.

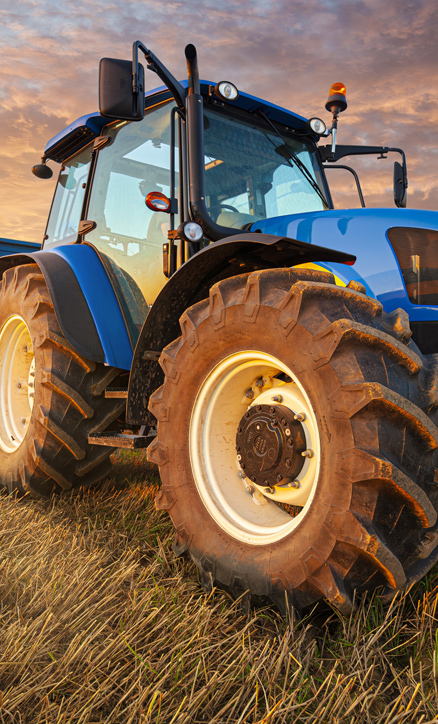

[0,0,436,243]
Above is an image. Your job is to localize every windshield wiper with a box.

[256,110,329,209]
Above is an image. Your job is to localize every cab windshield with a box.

[203,106,327,229]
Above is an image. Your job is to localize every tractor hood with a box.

[250,207,438,321]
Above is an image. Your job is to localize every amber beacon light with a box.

[325,82,347,114]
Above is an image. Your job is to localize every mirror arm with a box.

[133,41,186,111]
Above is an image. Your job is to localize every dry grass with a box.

[1,451,438,723]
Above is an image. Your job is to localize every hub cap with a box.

[189,351,320,545]
[0,315,35,453]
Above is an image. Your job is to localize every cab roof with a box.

[44,80,310,164]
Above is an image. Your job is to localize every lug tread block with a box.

[35,404,86,460]
[209,284,227,329]
[89,401,125,434]
[311,319,422,373]
[173,523,192,557]
[91,368,120,397]
[382,307,413,342]
[335,511,406,589]
[331,382,438,447]
[179,309,200,351]
[292,279,384,319]
[41,369,94,419]
[35,329,95,373]
[339,448,436,528]
[155,486,175,511]
[158,341,183,383]
[308,564,354,615]
[147,438,169,466]
[346,280,367,295]
[74,446,112,477]
[148,384,169,422]
[274,284,303,336]
[74,461,112,489]
[34,451,72,491]
[242,273,261,323]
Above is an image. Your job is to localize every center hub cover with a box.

[236,404,306,487]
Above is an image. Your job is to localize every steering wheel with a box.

[209,203,240,221]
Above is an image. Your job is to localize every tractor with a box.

[0,42,437,616]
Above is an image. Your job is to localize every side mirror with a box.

[99,58,145,121]
[394,161,407,208]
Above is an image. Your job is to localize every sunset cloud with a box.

[0,0,436,242]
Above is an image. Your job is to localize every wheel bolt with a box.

[301,449,314,458]
[271,395,283,403]
[294,413,306,422]
[276,473,283,482]
[281,419,287,427]
[256,405,262,411]
[269,406,276,414]
[245,390,254,399]
[285,459,292,467]
[287,438,294,446]
[264,486,275,494]
[250,476,256,483]
[255,378,264,388]
[288,481,300,489]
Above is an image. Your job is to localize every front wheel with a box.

[148,268,438,615]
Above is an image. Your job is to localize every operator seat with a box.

[215,210,263,229]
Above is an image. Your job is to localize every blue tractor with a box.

[1,42,437,615]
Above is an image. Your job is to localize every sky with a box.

[0,0,437,243]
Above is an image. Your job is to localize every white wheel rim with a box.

[0,315,34,453]
[189,351,321,545]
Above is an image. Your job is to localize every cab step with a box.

[105,388,128,398]
[88,432,154,449]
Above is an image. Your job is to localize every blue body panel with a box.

[251,208,438,322]
[0,239,41,256]
[41,246,133,370]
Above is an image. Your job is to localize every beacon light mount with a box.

[324,82,347,155]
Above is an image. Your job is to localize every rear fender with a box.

[0,245,133,370]
[127,231,355,423]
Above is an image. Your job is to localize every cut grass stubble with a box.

[1,451,438,723]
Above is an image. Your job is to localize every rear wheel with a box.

[0,264,125,496]
[148,268,438,615]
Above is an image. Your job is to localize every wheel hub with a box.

[236,404,306,487]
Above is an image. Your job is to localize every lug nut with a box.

[276,473,283,482]
[271,395,283,403]
[256,405,262,411]
[281,419,287,427]
[301,449,314,458]
[269,406,276,414]
[264,486,275,494]
[248,484,255,494]
[287,438,294,446]
[287,481,300,489]
[250,476,256,483]
[255,378,264,388]
[245,390,254,399]
[285,459,292,467]
[294,413,306,422]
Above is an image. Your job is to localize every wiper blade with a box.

[256,110,329,209]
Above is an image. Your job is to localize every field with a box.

[1,450,438,724]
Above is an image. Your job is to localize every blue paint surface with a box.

[0,239,41,256]
[49,245,133,370]
[251,207,438,321]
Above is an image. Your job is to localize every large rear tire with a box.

[0,264,125,497]
[148,268,438,615]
